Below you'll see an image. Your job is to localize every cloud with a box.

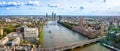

[0,1,40,7]
[80,6,84,10]
[0,2,22,7]
[25,1,40,6]
[0,1,24,7]
[70,6,76,8]
[0,0,120,15]
[48,4,58,7]
[103,0,106,3]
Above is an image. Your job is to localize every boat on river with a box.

[49,30,51,33]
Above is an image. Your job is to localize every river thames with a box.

[43,21,112,51]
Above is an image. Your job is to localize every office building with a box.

[24,28,38,43]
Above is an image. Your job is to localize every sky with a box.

[0,0,120,15]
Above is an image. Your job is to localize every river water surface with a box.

[43,21,112,51]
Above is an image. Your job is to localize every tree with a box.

[3,26,16,34]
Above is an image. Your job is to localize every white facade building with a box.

[24,28,38,43]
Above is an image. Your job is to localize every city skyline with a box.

[0,0,120,15]
[0,15,120,51]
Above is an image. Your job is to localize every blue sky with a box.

[0,0,120,15]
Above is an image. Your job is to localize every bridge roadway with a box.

[37,37,105,51]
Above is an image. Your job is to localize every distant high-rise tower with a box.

[54,13,56,20]
[52,12,56,20]
[45,13,48,21]
[46,13,48,18]
[100,23,104,36]
[79,17,84,28]
[52,12,54,20]
[52,12,54,17]
[58,16,61,21]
